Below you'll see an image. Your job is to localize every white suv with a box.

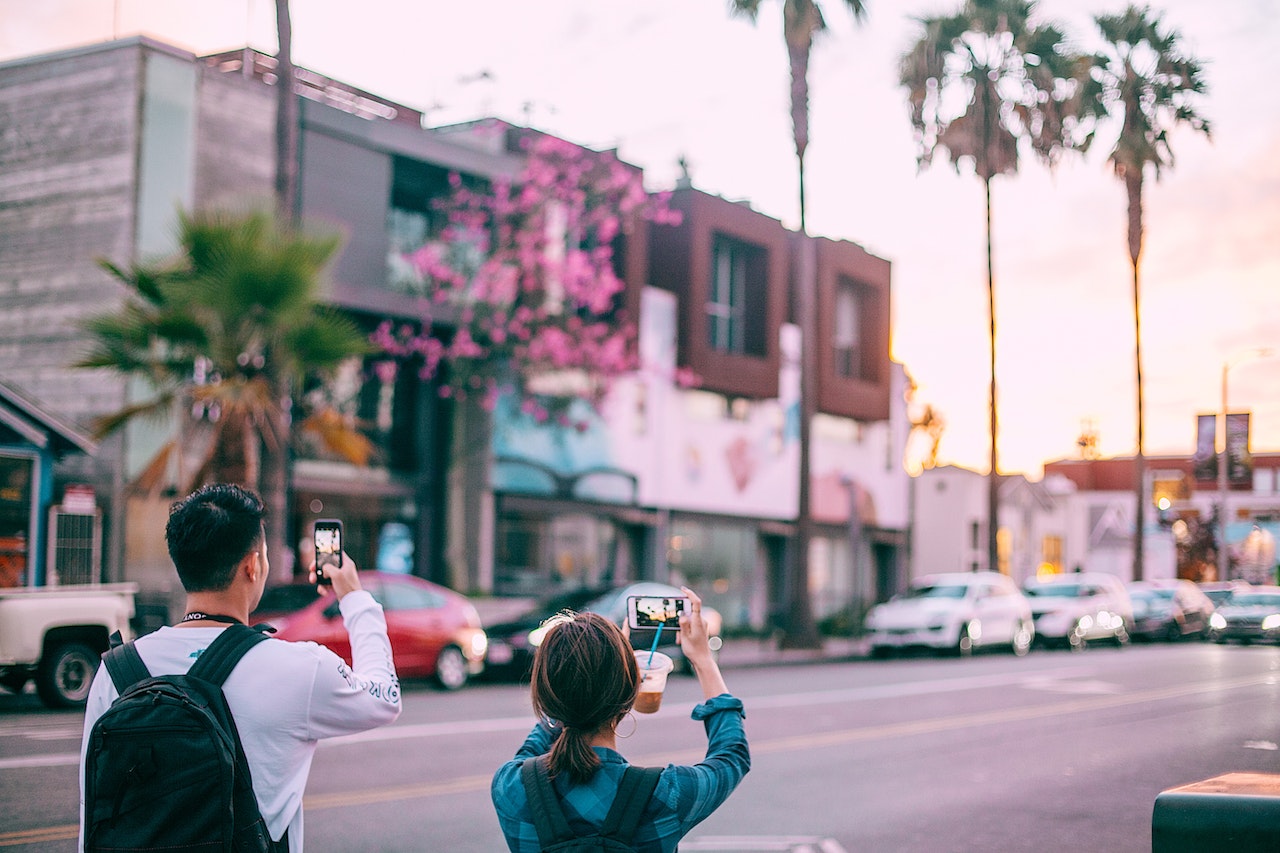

[865,572,1035,658]
[1023,572,1134,650]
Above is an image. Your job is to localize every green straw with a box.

[646,624,663,666]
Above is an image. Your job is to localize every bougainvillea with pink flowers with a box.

[372,133,686,427]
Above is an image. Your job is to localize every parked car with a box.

[1208,586,1280,645]
[1126,579,1215,642]
[483,581,723,680]
[1023,573,1133,650]
[1198,580,1252,608]
[251,571,487,690]
[864,572,1035,658]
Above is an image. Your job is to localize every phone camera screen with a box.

[633,597,684,629]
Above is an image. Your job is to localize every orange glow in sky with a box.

[2,0,1276,479]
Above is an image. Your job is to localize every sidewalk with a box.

[713,635,869,669]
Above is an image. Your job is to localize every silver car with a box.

[1024,573,1134,650]
[865,572,1035,658]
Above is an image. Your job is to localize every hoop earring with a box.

[616,712,637,739]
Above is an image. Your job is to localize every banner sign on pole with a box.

[1192,414,1217,482]
[1226,412,1252,485]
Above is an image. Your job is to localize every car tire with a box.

[870,646,893,660]
[36,642,98,708]
[433,645,469,691]
[1011,621,1033,657]
[1112,624,1130,647]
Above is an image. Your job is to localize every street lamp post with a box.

[1218,348,1275,581]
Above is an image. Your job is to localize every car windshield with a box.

[1024,584,1085,598]
[905,584,968,600]
[1229,593,1280,608]
[1131,589,1174,601]
[254,585,322,614]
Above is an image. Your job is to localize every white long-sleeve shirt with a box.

[79,589,401,852]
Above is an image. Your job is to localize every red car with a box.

[251,571,487,690]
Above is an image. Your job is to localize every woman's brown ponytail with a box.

[530,612,640,784]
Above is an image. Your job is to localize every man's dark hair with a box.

[165,483,266,592]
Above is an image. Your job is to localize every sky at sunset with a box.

[2,0,1277,479]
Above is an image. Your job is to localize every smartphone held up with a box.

[313,519,342,586]
[626,595,687,631]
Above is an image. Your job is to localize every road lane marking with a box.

[325,666,1106,747]
[0,825,78,846]
[0,753,79,770]
[304,672,1280,810]
[681,837,848,851]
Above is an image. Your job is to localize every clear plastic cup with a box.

[633,650,674,714]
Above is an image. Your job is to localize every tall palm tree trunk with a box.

[1127,169,1146,581]
[984,174,999,573]
[782,35,820,648]
[267,0,299,578]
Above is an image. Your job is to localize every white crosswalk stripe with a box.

[680,837,848,852]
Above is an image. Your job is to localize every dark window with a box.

[708,233,767,357]
[834,275,873,381]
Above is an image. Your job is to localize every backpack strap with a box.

[101,641,151,695]
[521,755,574,848]
[599,765,662,844]
[187,623,272,686]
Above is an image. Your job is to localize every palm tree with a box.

[77,210,372,571]
[900,0,1078,574]
[729,0,868,650]
[1077,5,1210,582]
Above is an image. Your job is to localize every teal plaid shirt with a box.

[492,694,749,852]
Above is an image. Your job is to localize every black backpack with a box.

[84,624,279,853]
[520,755,662,852]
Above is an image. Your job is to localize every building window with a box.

[834,275,873,381]
[708,233,767,357]
[1041,535,1063,574]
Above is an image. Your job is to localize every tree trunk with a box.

[274,0,299,227]
[780,32,819,649]
[1127,168,1146,582]
[784,232,821,649]
[984,175,999,573]
[261,402,292,583]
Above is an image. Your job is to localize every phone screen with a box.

[313,520,342,585]
[627,596,686,631]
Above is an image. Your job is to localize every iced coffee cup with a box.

[633,650,674,714]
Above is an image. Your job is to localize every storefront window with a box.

[0,454,34,588]
[810,534,854,623]
[494,511,629,597]
[667,519,762,630]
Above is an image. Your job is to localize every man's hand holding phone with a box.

[311,519,362,599]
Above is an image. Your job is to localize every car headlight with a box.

[1262,615,1280,631]
[1210,613,1226,629]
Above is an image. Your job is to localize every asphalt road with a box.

[3,642,1278,852]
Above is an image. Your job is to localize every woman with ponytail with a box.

[491,587,749,852]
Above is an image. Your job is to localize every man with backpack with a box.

[78,483,402,852]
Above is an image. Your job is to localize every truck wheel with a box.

[36,642,98,708]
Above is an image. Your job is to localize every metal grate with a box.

[46,509,102,585]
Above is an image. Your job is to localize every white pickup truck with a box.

[0,584,137,708]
